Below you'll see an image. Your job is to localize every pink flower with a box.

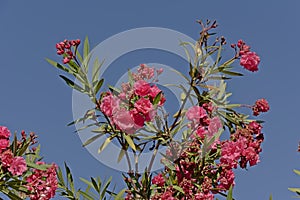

[130,109,145,127]
[208,117,222,136]
[0,126,11,139]
[218,168,235,190]
[100,92,120,117]
[242,146,260,166]
[248,121,262,135]
[26,163,58,200]
[8,156,27,176]
[0,139,9,150]
[149,85,166,106]
[152,173,165,187]
[186,106,207,122]
[113,108,136,134]
[134,98,153,115]
[1,150,13,167]
[252,98,270,116]
[134,80,151,96]
[240,52,260,72]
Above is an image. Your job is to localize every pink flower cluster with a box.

[252,98,270,116]
[56,39,81,64]
[186,104,222,141]
[100,64,165,134]
[26,162,58,200]
[0,126,27,176]
[232,40,260,72]
[220,121,264,170]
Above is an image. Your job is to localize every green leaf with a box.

[94,79,104,95]
[226,185,233,200]
[117,148,126,163]
[91,177,100,193]
[173,185,184,194]
[83,133,105,147]
[27,162,50,170]
[46,58,72,74]
[92,58,104,84]
[59,75,86,93]
[289,187,300,193]
[114,188,126,200]
[221,70,243,76]
[78,191,95,200]
[269,194,273,200]
[153,91,162,105]
[294,169,300,176]
[100,177,112,199]
[98,136,114,154]
[124,134,136,151]
[83,36,90,59]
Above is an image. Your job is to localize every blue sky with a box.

[1,0,300,199]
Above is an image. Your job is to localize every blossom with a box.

[100,92,120,117]
[8,156,27,176]
[0,139,9,150]
[218,168,235,190]
[152,173,165,187]
[240,52,260,72]
[0,126,11,138]
[208,117,222,136]
[26,163,58,200]
[1,150,13,167]
[253,98,270,116]
[134,80,151,96]
[113,108,136,134]
[248,121,262,135]
[186,106,207,122]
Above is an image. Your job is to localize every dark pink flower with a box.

[113,108,136,134]
[100,92,120,117]
[1,150,13,167]
[240,52,260,72]
[134,98,153,116]
[152,173,165,187]
[248,121,262,135]
[218,168,235,190]
[8,156,27,176]
[134,80,151,97]
[0,139,9,150]
[186,106,207,122]
[0,126,10,139]
[252,98,270,116]
[208,117,222,136]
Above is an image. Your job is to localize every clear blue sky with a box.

[1,1,300,199]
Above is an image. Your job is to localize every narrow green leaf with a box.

[221,70,243,76]
[78,191,95,200]
[269,194,273,200]
[123,134,136,151]
[94,79,104,95]
[91,177,100,193]
[27,162,50,170]
[100,177,112,199]
[83,36,90,59]
[226,185,233,200]
[46,58,71,74]
[114,188,126,200]
[98,136,113,154]
[173,185,184,194]
[83,133,105,147]
[294,169,300,176]
[117,148,126,163]
[59,75,86,93]
[153,91,162,105]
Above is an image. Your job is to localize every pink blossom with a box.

[8,156,27,176]
[113,108,136,134]
[248,121,262,135]
[186,106,207,121]
[134,80,151,96]
[1,150,13,167]
[152,173,165,187]
[26,163,58,200]
[134,97,153,115]
[242,146,260,166]
[240,52,260,72]
[0,139,9,150]
[138,64,155,80]
[252,98,270,116]
[100,92,120,117]
[130,109,145,127]
[0,126,11,139]
[218,169,235,190]
[208,117,222,136]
